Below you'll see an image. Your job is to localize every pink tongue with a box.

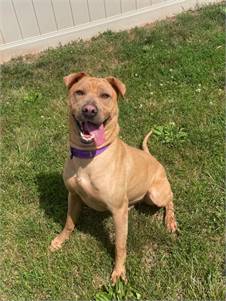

[83,122,105,146]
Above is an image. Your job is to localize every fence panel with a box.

[70,0,90,25]
[32,0,57,34]
[121,0,137,13]
[52,0,74,29]
[12,0,39,38]
[105,0,121,17]
[137,0,151,9]
[88,0,106,21]
[0,0,22,43]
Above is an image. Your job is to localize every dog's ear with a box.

[105,77,126,97]
[64,72,88,90]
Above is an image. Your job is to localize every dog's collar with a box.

[70,145,109,159]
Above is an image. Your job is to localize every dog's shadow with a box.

[36,172,113,256]
[36,172,160,257]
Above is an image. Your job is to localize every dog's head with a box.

[64,72,126,148]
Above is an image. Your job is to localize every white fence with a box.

[0,0,220,62]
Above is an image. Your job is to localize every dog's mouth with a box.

[74,116,109,145]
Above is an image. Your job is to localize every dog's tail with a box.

[142,130,152,154]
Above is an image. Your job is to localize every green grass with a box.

[0,4,224,300]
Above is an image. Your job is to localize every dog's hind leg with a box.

[145,175,177,233]
[49,192,82,251]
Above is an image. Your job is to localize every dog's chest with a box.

[65,166,108,211]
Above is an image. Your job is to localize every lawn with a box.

[0,3,224,300]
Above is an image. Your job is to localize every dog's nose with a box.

[82,104,98,118]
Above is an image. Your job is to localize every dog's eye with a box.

[75,90,85,96]
[101,93,110,99]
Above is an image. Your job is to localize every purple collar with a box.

[70,145,109,159]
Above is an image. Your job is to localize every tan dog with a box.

[50,72,177,283]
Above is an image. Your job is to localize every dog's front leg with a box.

[111,202,128,284]
[49,192,82,251]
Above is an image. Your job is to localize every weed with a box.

[93,280,141,301]
[153,122,188,146]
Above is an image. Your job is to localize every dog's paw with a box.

[111,267,127,284]
[49,235,66,252]
[165,215,177,233]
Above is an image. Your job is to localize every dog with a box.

[49,72,177,283]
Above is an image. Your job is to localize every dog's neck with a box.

[68,113,120,151]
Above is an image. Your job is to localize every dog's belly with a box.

[128,191,147,205]
[127,167,150,205]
